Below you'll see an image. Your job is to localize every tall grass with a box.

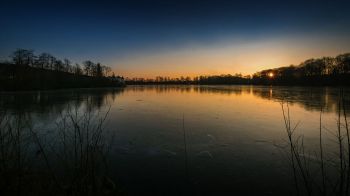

[280,89,350,196]
[0,111,33,195]
[0,105,116,196]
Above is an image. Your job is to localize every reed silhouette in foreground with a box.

[0,106,117,196]
[280,89,350,196]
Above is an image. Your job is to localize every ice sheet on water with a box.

[196,151,213,159]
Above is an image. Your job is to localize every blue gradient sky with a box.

[1,0,350,77]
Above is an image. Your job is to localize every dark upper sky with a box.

[1,0,350,77]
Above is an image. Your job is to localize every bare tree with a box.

[49,56,56,70]
[102,65,112,77]
[63,58,72,73]
[37,53,51,69]
[83,60,94,76]
[11,49,35,66]
[73,63,82,75]
[54,59,64,72]
[96,63,103,77]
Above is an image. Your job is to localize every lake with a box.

[1,85,349,195]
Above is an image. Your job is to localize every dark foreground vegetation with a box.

[126,53,350,86]
[0,49,125,91]
[0,106,118,196]
[280,90,350,196]
[0,86,349,195]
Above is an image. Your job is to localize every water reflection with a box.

[1,85,349,195]
[0,88,124,115]
[124,85,349,114]
[1,86,349,115]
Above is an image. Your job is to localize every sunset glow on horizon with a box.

[2,1,350,194]
[1,0,350,78]
[112,33,350,78]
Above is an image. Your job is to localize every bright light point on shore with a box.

[268,72,274,78]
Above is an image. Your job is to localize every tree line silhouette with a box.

[126,74,250,85]
[0,49,125,91]
[10,49,113,77]
[126,53,350,86]
[1,49,349,89]
[252,53,350,85]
